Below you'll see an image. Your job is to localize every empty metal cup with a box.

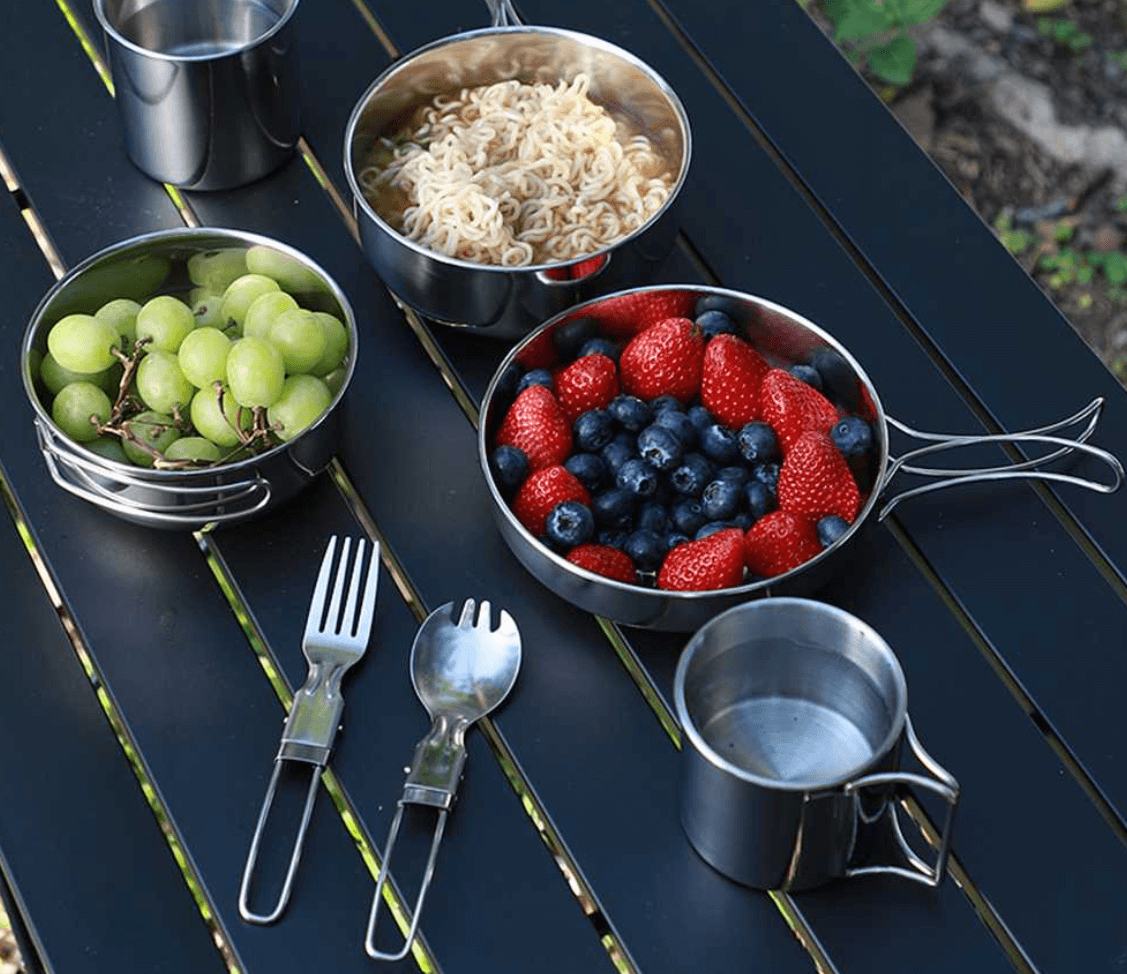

[94,0,301,190]
[674,598,959,892]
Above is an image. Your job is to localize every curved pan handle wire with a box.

[878,397,1124,521]
[484,0,521,26]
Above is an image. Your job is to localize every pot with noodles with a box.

[344,21,691,338]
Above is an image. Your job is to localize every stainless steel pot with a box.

[21,228,357,531]
[342,5,691,339]
[674,598,959,892]
[477,285,1123,631]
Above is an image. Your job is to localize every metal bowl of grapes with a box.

[343,17,691,339]
[21,227,357,530]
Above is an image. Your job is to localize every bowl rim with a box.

[477,283,890,604]
[22,225,358,480]
[342,24,693,275]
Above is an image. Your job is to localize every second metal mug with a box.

[674,598,960,892]
[94,0,301,190]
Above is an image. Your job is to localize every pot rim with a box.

[342,24,693,274]
[21,226,358,482]
[672,597,909,793]
[477,284,890,607]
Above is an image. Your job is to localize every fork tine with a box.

[477,600,493,632]
[457,598,476,628]
[497,608,518,639]
[341,539,366,636]
[324,537,352,634]
[353,541,381,641]
[302,535,338,642]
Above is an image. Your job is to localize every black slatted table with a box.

[2,2,1125,973]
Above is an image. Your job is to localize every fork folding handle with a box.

[239,536,380,925]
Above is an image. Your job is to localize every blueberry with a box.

[653,408,698,449]
[743,481,775,520]
[579,337,620,361]
[490,445,528,495]
[649,394,682,414]
[616,458,659,498]
[553,317,598,359]
[624,529,665,572]
[597,529,630,550]
[831,415,874,458]
[755,462,780,492]
[636,501,669,534]
[601,439,636,474]
[495,360,524,403]
[670,453,714,496]
[716,465,751,486]
[696,309,737,340]
[516,368,554,394]
[545,500,595,549]
[817,515,850,548]
[810,348,855,402]
[695,521,731,540]
[662,531,691,552]
[701,479,742,521]
[687,404,715,432]
[573,409,615,452]
[737,422,778,464]
[671,498,708,535]
[565,452,608,491]
[788,364,823,391]
[694,294,743,319]
[592,488,636,527]
[607,394,653,432]
[637,424,683,471]
[732,512,753,531]
[700,423,739,464]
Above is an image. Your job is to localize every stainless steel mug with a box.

[673,598,960,892]
[94,0,301,190]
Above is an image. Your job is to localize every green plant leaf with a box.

[834,3,895,41]
[1024,0,1072,12]
[868,34,917,85]
[895,0,948,27]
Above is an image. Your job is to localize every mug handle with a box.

[842,715,961,887]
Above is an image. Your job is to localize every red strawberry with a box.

[777,430,861,523]
[555,353,619,422]
[658,529,745,592]
[495,385,572,471]
[743,511,822,578]
[517,328,559,370]
[570,255,608,279]
[591,290,696,339]
[619,317,704,404]
[700,334,771,428]
[758,369,839,453]
[511,465,590,536]
[566,543,636,583]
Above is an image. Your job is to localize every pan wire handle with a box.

[484,0,522,26]
[879,397,1124,521]
[238,759,323,924]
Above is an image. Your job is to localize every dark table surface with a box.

[3,1,1127,972]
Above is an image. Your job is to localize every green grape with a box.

[136,295,195,353]
[165,437,221,462]
[267,375,332,442]
[95,298,141,346]
[188,249,248,293]
[226,336,285,407]
[86,436,129,464]
[137,350,195,414]
[178,327,231,389]
[191,292,227,330]
[245,245,322,294]
[323,366,347,398]
[243,291,298,339]
[267,309,326,375]
[40,352,114,396]
[190,385,252,447]
[52,381,111,442]
[121,411,180,467]
[310,312,349,376]
[47,314,120,374]
[220,274,280,328]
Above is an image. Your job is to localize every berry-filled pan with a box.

[479,286,1123,631]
